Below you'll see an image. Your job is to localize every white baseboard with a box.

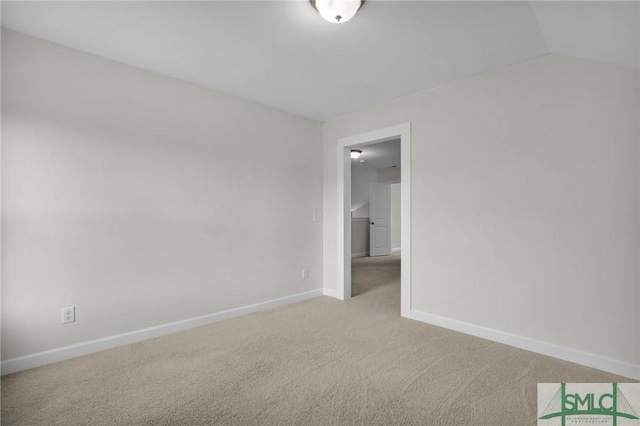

[1,289,324,376]
[410,309,640,381]
[351,252,369,258]
[322,288,341,299]
[391,247,401,252]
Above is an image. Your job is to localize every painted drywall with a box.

[377,167,401,183]
[323,54,640,367]
[390,183,401,250]
[1,29,323,361]
[351,203,369,218]
[350,163,376,215]
[351,218,369,258]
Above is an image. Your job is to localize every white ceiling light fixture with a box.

[350,149,362,159]
[311,0,363,24]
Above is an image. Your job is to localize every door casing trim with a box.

[336,122,411,317]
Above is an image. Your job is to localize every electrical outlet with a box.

[302,269,309,280]
[62,306,75,324]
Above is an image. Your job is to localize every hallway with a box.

[351,251,401,300]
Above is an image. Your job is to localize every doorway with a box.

[351,140,401,301]
[336,123,411,318]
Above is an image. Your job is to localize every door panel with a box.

[369,182,391,256]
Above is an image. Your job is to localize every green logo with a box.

[539,383,639,426]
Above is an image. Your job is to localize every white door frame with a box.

[336,122,411,318]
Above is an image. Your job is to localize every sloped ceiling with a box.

[2,1,638,121]
[530,1,638,69]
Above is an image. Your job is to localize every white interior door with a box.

[369,182,391,256]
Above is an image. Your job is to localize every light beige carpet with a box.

[1,252,633,425]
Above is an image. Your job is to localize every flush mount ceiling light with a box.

[311,0,364,24]
[350,149,362,159]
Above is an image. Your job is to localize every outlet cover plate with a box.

[62,306,75,324]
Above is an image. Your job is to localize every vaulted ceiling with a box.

[2,1,638,121]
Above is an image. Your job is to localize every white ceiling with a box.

[353,139,401,172]
[530,1,639,69]
[2,1,638,121]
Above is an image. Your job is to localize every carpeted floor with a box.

[1,251,632,425]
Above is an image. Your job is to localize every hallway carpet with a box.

[1,252,632,425]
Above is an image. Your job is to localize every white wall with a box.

[390,183,401,250]
[350,163,376,216]
[323,54,639,369]
[377,167,401,183]
[1,30,323,361]
[351,204,369,218]
[351,218,369,258]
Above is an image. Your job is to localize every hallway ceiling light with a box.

[350,149,362,159]
[311,0,363,24]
